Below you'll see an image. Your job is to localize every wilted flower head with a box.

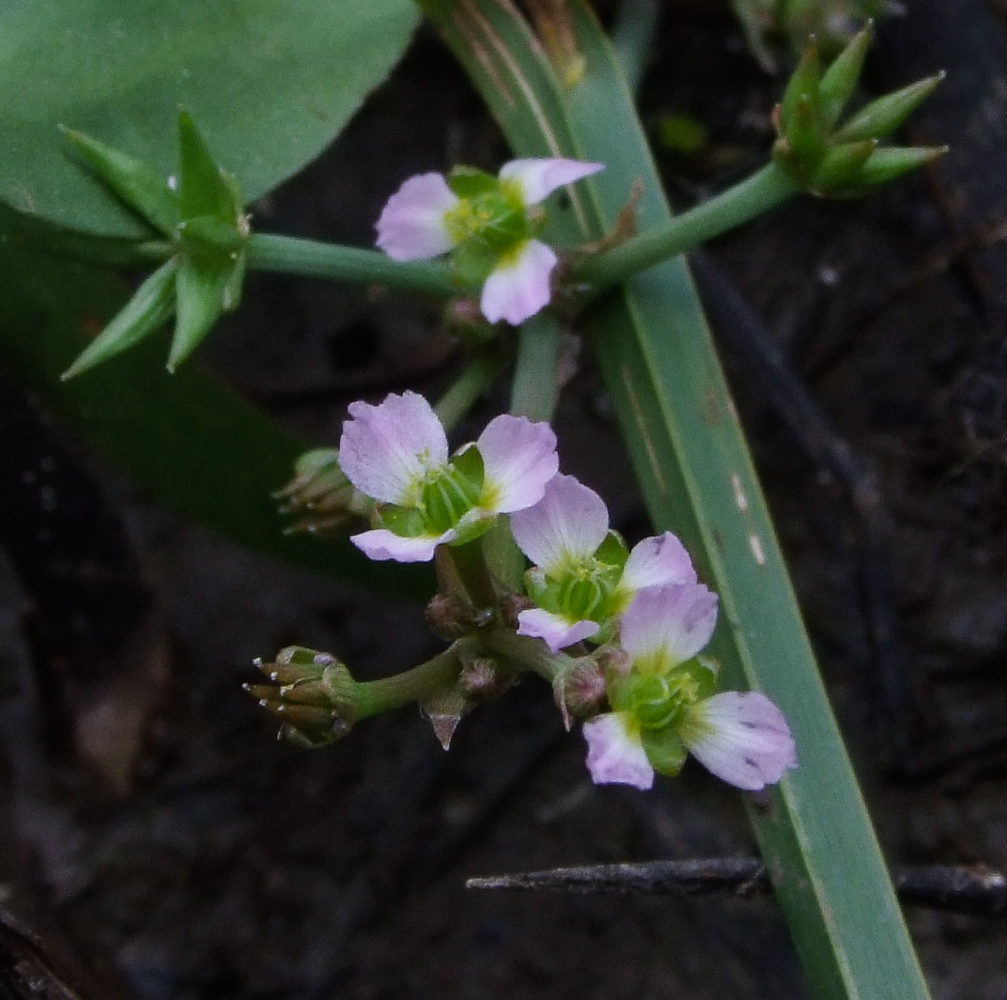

[338,390,558,562]
[376,158,603,325]
[509,474,697,651]
[583,583,797,791]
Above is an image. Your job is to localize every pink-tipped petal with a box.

[621,532,697,592]
[375,172,459,261]
[499,158,605,205]
[476,414,559,513]
[480,239,557,325]
[621,582,719,667]
[583,713,653,790]
[517,607,600,653]
[339,391,448,505]
[350,528,451,563]
[680,692,797,791]
[510,474,609,573]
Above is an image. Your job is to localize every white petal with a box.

[680,692,797,791]
[583,713,653,790]
[476,414,559,513]
[517,607,599,653]
[338,391,448,505]
[621,532,697,592]
[480,239,557,325]
[510,473,608,573]
[375,172,459,261]
[350,527,452,563]
[499,158,605,205]
[620,582,718,666]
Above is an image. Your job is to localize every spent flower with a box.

[376,158,603,325]
[509,473,697,651]
[338,390,558,562]
[584,583,797,791]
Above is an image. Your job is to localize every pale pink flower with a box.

[375,158,603,325]
[338,391,558,562]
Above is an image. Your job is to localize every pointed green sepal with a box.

[177,110,243,223]
[61,258,178,379]
[833,71,947,144]
[59,126,179,236]
[168,255,234,371]
[818,24,872,130]
[448,166,499,198]
[809,139,877,195]
[639,724,687,777]
[855,144,948,189]
[778,39,822,136]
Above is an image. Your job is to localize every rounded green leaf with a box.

[0,0,418,236]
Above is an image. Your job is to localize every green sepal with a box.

[178,110,242,223]
[59,126,179,236]
[809,139,877,195]
[451,442,486,495]
[168,255,233,371]
[778,39,822,137]
[61,258,178,379]
[832,72,946,144]
[818,24,872,130]
[451,238,499,286]
[855,144,947,189]
[376,504,427,538]
[448,509,496,547]
[639,724,686,777]
[595,529,629,569]
[448,166,499,198]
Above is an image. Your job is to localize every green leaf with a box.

[422,4,933,999]
[779,39,822,135]
[59,126,179,235]
[0,205,429,597]
[62,258,179,379]
[856,144,947,188]
[0,0,418,236]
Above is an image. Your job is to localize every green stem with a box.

[480,626,572,683]
[575,164,800,291]
[354,644,466,719]
[509,312,564,422]
[246,232,460,297]
[447,539,499,610]
[434,352,506,431]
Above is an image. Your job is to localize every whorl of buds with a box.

[246,646,357,749]
[772,27,945,197]
[275,448,372,537]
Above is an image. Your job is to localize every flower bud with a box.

[246,646,357,748]
[552,656,607,730]
[275,448,372,536]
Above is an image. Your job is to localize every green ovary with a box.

[444,188,528,253]
[419,465,481,533]
[630,671,701,731]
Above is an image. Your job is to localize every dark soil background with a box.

[2,2,1006,998]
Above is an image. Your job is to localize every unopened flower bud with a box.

[426,592,495,640]
[459,654,514,702]
[275,449,372,537]
[246,646,357,748]
[553,655,607,730]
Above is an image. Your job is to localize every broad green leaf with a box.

[417,3,933,1000]
[0,0,418,236]
[0,206,428,598]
